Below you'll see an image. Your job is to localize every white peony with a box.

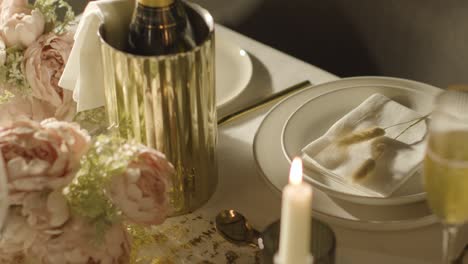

[0,208,42,256]
[0,252,25,264]
[0,119,90,205]
[108,148,173,226]
[29,218,130,264]
[1,9,45,48]
[23,32,76,119]
[0,38,6,65]
[0,0,30,25]
[21,190,70,234]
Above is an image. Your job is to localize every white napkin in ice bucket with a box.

[301,93,428,197]
[59,0,135,112]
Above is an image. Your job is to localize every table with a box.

[156,24,468,264]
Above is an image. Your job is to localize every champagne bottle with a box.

[128,0,196,56]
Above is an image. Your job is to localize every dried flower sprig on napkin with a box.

[302,93,430,197]
[337,127,386,146]
[349,114,430,181]
[321,114,430,181]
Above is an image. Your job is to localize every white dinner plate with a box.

[282,85,436,205]
[215,30,253,107]
[253,77,439,230]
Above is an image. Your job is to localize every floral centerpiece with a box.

[0,0,76,124]
[0,119,174,264]
[0,1,176,263]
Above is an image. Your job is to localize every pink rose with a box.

[0,119,90,204]
[108,148,174,226]
[23,33,76,118]
[0,0,45,48]
[30,218,130,264]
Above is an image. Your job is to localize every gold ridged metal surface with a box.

[99,3,217,215]
[138,0,174,8]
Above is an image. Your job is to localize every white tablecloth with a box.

[188,24,468,264]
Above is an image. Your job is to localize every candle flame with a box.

[229,210,236,218]
[289,157,303,185]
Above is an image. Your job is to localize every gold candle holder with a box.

[98,2,217,215]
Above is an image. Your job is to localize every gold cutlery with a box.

[218,80,312,126]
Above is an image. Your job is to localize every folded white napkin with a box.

[302,93,427,197]
[59,0,135,112]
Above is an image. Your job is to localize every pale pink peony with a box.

[21,190,70,234]
[108,148,174,226]
[29,217,130,264]
[0,0,45,48]
[0,38,6,65]
[0,0,30,25]
[41,118,91,161]
[0,208,43,257]
[0,119,90,204]
[0,88,76,125]
[23,32,76,118]
[0,87,60,126]
[0,252,25,264]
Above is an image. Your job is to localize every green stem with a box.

[442,224,459,264]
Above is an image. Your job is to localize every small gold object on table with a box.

[98,2,217,215]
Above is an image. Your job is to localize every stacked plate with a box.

[254,77,441,231]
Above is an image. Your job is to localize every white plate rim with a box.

[280,84,436,205]
[253,76,439,230]
[215,32,253,107]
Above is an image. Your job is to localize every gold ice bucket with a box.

[98,2,217,215]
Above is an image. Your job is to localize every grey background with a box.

[71,0,468,88]
[225,0,468,89]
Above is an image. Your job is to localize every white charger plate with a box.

[282,85,435,205]
[253,77,439,230]
[215,30,252,107]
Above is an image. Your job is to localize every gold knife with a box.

[217,80,312,126]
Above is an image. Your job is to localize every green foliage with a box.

[65,135,140,242]
[0,90,14,104]
[0,0,77,103]
[73,107,109,136]
[127,224,156,264]
[34,0,76,34]
[0,47,31,98]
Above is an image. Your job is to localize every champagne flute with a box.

[424,90,468,263]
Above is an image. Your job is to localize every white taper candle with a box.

[275,157,313,264]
